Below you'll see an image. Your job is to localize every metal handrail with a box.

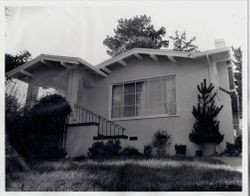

[68,104,126,137]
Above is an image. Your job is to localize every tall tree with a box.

[103,14,169,57]
[169,30,198,52]
[231,46,242,117]
[5,51,31,73]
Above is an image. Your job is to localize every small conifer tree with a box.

[189,79,224,145]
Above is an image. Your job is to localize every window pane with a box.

[112,107,119,118]
[149,102,162,115]
[124,94,135,105]
[136,104,148,116]
[136,81,148,116]
[124,105,135,117]
[149,79,161,92]
[124,83,135,94]
[162,77,176,115]
[112,107,123,118]
[136,81,148,93]
[148,79,162,114]
[163,102,176,115]
[149,79,162,102]
[112,85,123,118]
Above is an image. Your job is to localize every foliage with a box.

[103,140,121,157]
[5,93,22,160]
[72,156,87,162]
[174,144,187,155]
[88,140,121,158]
[223,135,242,156]
[189,79,224,145]
[7,94,71,160]
[152,129,171,149]
[103,14,169,57]
[143,144,153,156]
[5,51,31,73]
[169,30,198,52]
[232,46,242,117]
[120,146,140,156]
[5,93,20,134]
[235,135,242,151]
[88,142,105,158]
[195,150,203,157]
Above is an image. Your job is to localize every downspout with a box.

[206,55,212,84]
[206,54,220,102]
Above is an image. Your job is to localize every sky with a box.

[4,1,247,104]
[5,1,247,65]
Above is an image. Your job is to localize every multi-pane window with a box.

[111,76,176,118]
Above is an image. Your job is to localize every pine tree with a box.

[189,79,224,145]
[169,30,198,52]
[103,14,169,57]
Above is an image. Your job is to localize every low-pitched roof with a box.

[7,47,231,80]
[6,54,107,79]
[95,47,231,70]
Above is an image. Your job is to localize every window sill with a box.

[110,114,179,122]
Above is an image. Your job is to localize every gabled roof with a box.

[7,47,231,81]
[95,47,231,70]
[6,54,107,79]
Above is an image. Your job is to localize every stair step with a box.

[66,122,99,127]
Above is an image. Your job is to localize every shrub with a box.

[72,156,87,162]
[235,135,242,152]
[189,79,224,145]
[175,144,187,155]
[88,140,121,158]
[103,140,121,157]
[7,94,71,160]
[5,93,21,156]
[195,150,203,157]
[152,130,171,157]
[223,135,242,156]
[121,146,140,156]
[144,145,152,157]
[88,142,105,158]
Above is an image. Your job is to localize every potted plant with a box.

[175,144,187,155]
[189,79,224,156]
[152,130,171,157]
[144,144,152,157]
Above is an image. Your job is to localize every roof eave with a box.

[6,54,108,79]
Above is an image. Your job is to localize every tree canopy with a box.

[5,51,31,73]
[232,46,242,117]
[103,14,169,57]
[169,30,198,52]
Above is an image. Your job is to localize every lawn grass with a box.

[6,157,242,191]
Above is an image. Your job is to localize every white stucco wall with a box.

[65,125,98,157]
[216,62,235,151]
[78,56,226,156]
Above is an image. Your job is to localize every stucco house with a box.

[6,39,239,157]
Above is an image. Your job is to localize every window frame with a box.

[109,75,178,121]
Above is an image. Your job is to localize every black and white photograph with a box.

[2,0,248,193]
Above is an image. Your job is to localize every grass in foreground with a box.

[6,157,242,191]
